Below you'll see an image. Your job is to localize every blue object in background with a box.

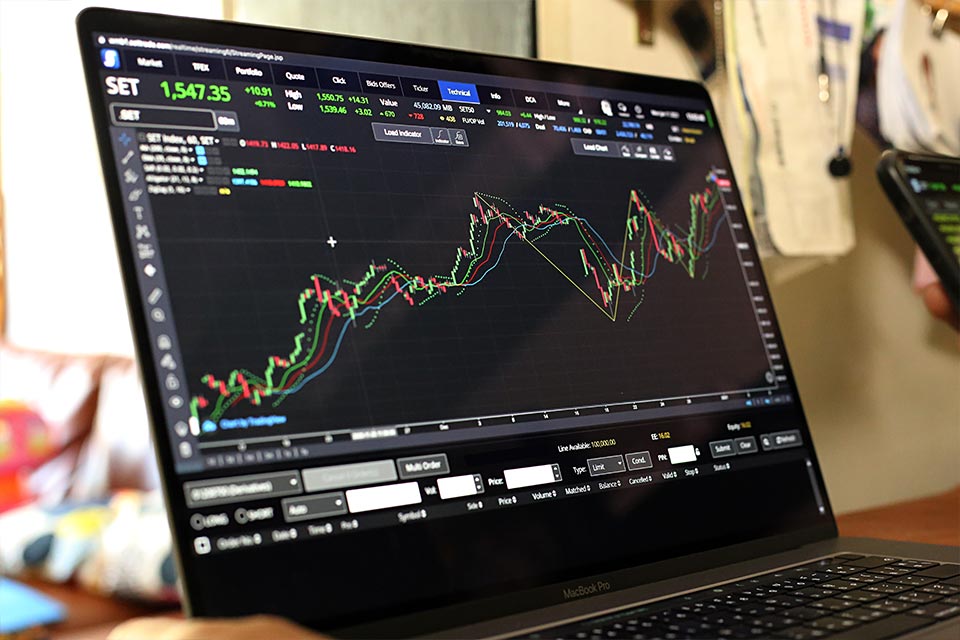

[0,577,66,633]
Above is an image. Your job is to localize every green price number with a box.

[320,104,348,115]
[348,95,370,105]
[159,81,231,102]
[354,107,374,117]
[244,86,273,97]
[317,92,345,102]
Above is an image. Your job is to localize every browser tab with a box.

[272,64,317,88]
[438,80,479,104]
[316,69,361,93]
[175,54,225,79]
[400,77,441,100]
[548,93,579,112]
[226,60,273,83]
[123,50,175,75]
[359,72,403,96]
[477,85,514,106]
[514,90,548,109]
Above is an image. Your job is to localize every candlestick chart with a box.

[189,171,727,427]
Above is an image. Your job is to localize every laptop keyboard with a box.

[517,555,960,640]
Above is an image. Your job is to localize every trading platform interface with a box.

[902,157,960,261]
[89,27,827,625]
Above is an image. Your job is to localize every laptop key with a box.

[823,565,860,576]
[809,598,858,612]
[867,566,913,577]
[765,595,810,608]
[826,613,932,639]
[890,560,938,570]
[918,582,959,595]
[844,556,898,569]
[731,604,778,616]
[914,563,959,579]
[785,607,829,621]
[775,626,828,639]
[837,607,888,622]
[908,602,960,619]
[892,590,943,604]
[794,587,837,599]
[862,582,910,594]
[754,614,798,629]
[886,574,937,587]
[820,579,859,591]
[806,615,859,631]
[807,572,835,582]
[837,589,883,603]
[866,598,914,613]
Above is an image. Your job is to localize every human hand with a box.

[108,614,329,640]
[912,249,959,331]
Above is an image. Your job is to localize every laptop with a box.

[76,8,959,639]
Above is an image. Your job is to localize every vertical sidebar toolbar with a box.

[110,127,202,472]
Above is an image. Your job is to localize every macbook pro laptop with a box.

[76,8,959,639]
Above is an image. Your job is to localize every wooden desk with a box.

[32,486,960,639]
[836,486,960,547]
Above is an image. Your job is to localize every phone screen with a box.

[900,156,960,264]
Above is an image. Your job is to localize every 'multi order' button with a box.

[396,453,450,479]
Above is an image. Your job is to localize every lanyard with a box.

[818,0,853,177]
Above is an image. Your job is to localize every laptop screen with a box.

[80,11,832,632]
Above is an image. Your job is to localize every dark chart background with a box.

[154,107,773,440]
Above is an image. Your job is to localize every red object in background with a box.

[0,401,55,512]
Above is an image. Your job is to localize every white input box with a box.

[437,474,483,500]
[503,464,561,490]
[345,482,421,514]
[668,445,697,464]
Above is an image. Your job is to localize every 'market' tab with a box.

[122,49,174,74]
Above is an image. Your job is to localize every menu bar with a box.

[103,49,710,122]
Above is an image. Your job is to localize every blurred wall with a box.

[232,0,535,56]
[770,130,959,514]
[0,0,223,355]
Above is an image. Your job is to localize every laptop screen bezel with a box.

[76,7,837,635]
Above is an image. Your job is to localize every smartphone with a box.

[877,149,960,310]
